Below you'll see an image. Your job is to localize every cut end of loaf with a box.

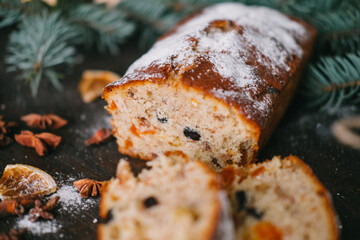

[230,155,339,240]
[104,81,260,171]
[98,158,230,240]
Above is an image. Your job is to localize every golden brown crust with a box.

[97,225,106,240]
[104,4,316,154]
[99,180,111,219]
[98,180,110,240]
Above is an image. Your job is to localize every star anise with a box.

[73,179,104,198]
[28,196,59,222]
[0,228,27,240]
[21,113,67,130]
[85,128,113,146]
[0,134,13,147]
[14,130,61,156]
[0,116,17,147]
[0,116,17,135]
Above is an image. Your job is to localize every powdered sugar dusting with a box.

[211,89,241,100]
[200,30,251,83]
[118,3,307,84]
[175,3,305,73]
[54,185,82,210]
[16,218,62,235]
[13,182,98,236]
[109,3,311,124]
[53,184,97,212]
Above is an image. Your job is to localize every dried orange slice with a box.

[78,70,120,103]
[0,164,57,200]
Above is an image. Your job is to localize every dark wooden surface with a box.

[0,35,359,239]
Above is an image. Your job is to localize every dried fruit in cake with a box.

[0,164,57,200]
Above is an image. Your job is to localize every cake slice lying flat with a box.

[103,3,316,170]
[98,156,234,240]
[225,155,339,240]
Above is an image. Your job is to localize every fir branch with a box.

[309,1,360,55]
[236,0,341,15]
[68,3,136,54]
[0,0,24,28]
[302,52,360,110]
[117,0,186,47]
[0,0,51,28]
[117,0,170,34]
[5,11,77,96]
[116,0,219,47]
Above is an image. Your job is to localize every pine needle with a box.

[0,0,24,28]
[117,0,186,47]
[69,3,136,54]
[310,1,360,55]
[5,11,76,96]
[302,52,360,110]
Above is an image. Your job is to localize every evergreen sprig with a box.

[310,1,360,55]
[1,0,136,96]
[238,0,339,15]
[116,0,188,47]
[0,0,359,110]
[302,52,360,110]
[69,3,135,54]
[0,0,22,28]
[5,11,76,96]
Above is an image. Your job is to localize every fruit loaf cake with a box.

[98,156,234,240]
[103,3,316,170]
[223,155,339,240]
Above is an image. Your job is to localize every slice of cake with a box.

[225,155,339,240]
[98,156,234,240]
[103,3,316,170]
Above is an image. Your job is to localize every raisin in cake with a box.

[98,156,234,240]
[225,155,339,240]
[103,3,316,170]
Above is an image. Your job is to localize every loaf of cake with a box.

[224,155,339,240]
[98,156,234,240]
[103,3,316,170]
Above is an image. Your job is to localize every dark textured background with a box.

[0,31,359,239]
